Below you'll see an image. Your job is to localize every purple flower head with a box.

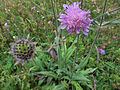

[48,21,52,24]
[113,25,116,27]
[31,6,36,11]
[112,36,116,39]
[58,2,93,35]
[4,23,8,28]
[99,49,105,55]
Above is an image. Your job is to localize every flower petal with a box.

[76,28,80,34]
[82,31,88,36]
[58,19,64,22]
[61,24,67,29]
[60,14,66,18]
[100,50,105,55]
[85,29,89,32]
[63,4,68,9]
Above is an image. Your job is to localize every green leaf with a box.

[66,46,76,61]
[115,48,120,55]
[61,76,70,80]
[38,78,45,85]
[31,71,58,79]
[53,84,65,90]
[89,27,96,31]
[76,55,90,70]
[61,80,69,88]
[57,68,71,76]
[42,84,55,90]
[72,73,90,82]
[29,66,39,72]
[80,68,97,75]
[64,37,77,62]
[71,81,83,90]
[0,11,5,18]
[26,82,30,88]
[102,20,120,26]
[110,20,120,24]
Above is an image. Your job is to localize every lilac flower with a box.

[31,6,36,10]
[101,50,105,55]
[58,2,93,35]
[99,49,105,55]
[113,25,116,27]
[4,23,8,28]
[48,21,52,24]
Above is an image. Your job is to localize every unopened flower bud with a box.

[108,41,111,45]
[4,23,8,28]
[112,36,116,39]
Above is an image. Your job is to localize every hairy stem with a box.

[50,0,58,36]
[69,0,83,84]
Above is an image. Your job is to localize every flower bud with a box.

[99,37,102,40]
[4,23,8,28]
[99,49,105,55]
[112,36,116,39]
[108,41,111,45]
[102,43,106,49]
[50,49,57,61]
[112,84,117,88]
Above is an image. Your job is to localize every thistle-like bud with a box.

[9,39,36,65]
[50,49,57,63]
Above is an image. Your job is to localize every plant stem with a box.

[93,7,120,20]
[65,0,72,3]
[74,0,83,62]
[75,34,79,62]
[0,22,7,39]
[69,0,83,84]
[6,29,14,41]
[50,0,58,36]
[63,40,66,68]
